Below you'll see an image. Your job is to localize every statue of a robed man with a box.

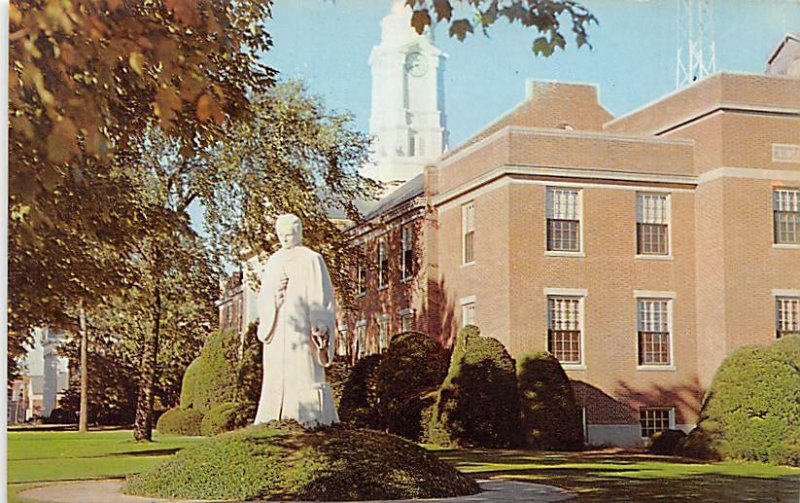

[254,214,339,426]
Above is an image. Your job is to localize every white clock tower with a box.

[364,3,448,187]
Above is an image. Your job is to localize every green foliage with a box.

[231,322,264,426]
[123,422,479,501]
[679,338,800,465]
[179,358,203,410]
[426,325,519,448]
[516,351,583,450]
[376,332,449,441]
[339,355,383,429]
[156,408,204,436]
[648,429,687,456]
[325,356,353,410]
[200,402,245,437]
[408,1,596,56]
[191,330,240,414]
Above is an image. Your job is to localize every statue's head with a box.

[275,214,303,249]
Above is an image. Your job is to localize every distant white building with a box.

[16,327,70,420]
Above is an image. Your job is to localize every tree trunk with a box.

[133,289,161,441]
[79,305,89,432]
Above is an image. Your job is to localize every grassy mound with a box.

[123,421,479,501]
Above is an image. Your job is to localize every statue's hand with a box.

[275,275,288,307]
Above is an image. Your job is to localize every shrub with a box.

[426,325,519,448]
[192,330,240,414]
[156,407,204,436]
[325,356,352,410]
[376,332,449,441]
[200,402,248,436]
[516,351,583,450]
[232,322,263,425]
[338,354,383,429]
[648,429,687,455]
[124,422,479,501]
[678,339,800,465]
[179,357,204,409]
[41,407,77,425]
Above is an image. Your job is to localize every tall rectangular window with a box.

[640,408,674,438]
[378,315,390,352]
[461,301,476,328]
[774,188,800,244]
[357,245,367,295]
[462,202,475,264]
[547,187,581,252]
[400,309,414,332]
[336,324,348,357]
[401,224,414,280]
[378,239,388,289]
[637,193,670,255]
[637,299,672,366]
[548,296,582,364]
[356,321,367,359]
[776,297,800,338]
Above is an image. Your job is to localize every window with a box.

[356,245,367,295]
[401,224,414,280]
[637,193,670,255]
[637,299,672,366]
[640,408,674,438]
[547,187,581,252]
[400,309,415,332]
[356,321,367,359]
[336,324,348,356]
[461,299,476,328]
[378,315,390,352]
[776,297,800,338]
[378,239,388,289]
[462,202,475,264]
[774,188,800,244]
[548,296,582,364]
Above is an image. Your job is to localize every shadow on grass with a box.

[434,448,800,502]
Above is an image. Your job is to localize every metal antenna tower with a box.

[676,0,717,88]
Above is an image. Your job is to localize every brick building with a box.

[340,51,800,445]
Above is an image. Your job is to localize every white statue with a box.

[254,214,339,427]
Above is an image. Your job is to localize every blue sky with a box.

[264,0,799,146]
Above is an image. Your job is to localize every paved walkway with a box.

[19,479,576,503]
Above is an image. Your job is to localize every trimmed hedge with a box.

[678,337,800,465]
[516,351,583,450]
[179,357,204,409]
[200,402,245,436]
[338,354,383,429]
[156,408,204,436]
[648,429,687,455]
[325,357,353,410]
[426,325,519,448]
[124,422,480,501]
[376,332,449,441]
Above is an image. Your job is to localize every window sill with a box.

[635,254,673,261]
[356,292,367,299]
[401,276,413,283]
[461,261,475,268]
[773,243,800,250]
[636,365,676,371]
[562,364,587,371]
[545,251,585,258]
[378,286,389,292]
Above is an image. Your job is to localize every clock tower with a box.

[364,3,448,187]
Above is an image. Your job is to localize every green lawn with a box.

[8,430,800,502]
[7,429,203,502]
[435,448,800,502]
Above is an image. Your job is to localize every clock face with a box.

[405,52,427,77]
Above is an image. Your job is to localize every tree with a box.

[8,0,273,359]
[406,0,597,56]
[204,81,380,305]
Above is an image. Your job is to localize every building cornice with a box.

[432,165,698,208]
